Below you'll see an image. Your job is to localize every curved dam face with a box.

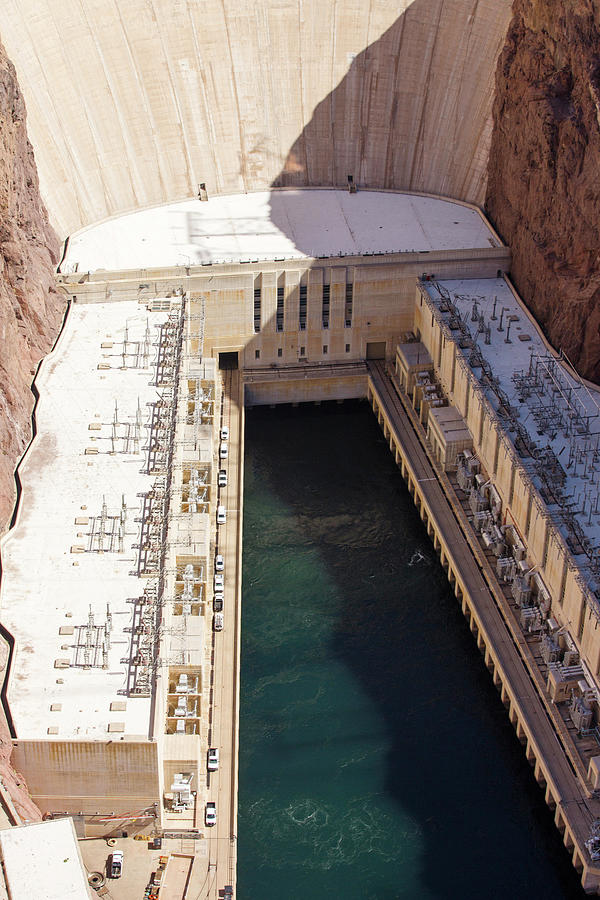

[0,0,511,237]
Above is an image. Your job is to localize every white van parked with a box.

[217,505,226,525]
[205,801,217,826]
[109,851,123,878]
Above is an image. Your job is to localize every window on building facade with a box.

[322,283,330,329]
[344,282,353,327]
[253,287,261,333]
[299,284,307,331]
[276,286,284,332]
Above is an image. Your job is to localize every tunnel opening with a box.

[219,351,239,370]
[366,341,386,359]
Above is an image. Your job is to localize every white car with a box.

[208,748,219,771]
[214,573,224,591]
[218,470,227,488]
[220,426,229,441]
[205,801,217,826]
[217,505,226,525]
[219,443,228,459]
[213,612,224,631]
[215,554,224,572]
[109,851,123,878]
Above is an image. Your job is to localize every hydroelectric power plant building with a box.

[1,0,600,895]
[1,188,600,894]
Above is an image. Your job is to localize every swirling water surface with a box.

[239,402,583,899]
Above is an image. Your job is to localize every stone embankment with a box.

[486,0,600,382]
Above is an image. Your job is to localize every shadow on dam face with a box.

[224,0,512,368]
[266,0,512,230]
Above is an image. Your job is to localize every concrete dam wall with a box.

[0,0,511,237]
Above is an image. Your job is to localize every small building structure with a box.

[395,341,433,394]
[426,405,472,471]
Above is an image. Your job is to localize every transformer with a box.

[457,464,473,493]
[540,634,561,664]
[474,510,493,533]
[586,821,600,861]
[570,695,593,732]
[469,488,488,515]
[497,556,516,583]
[520,606,542,633]
[547,663,585,703]
[488,484,502,522]
[474,473,487,492]
[489,524,506,557]
[467,459,480,477]
[505,525,526,561]
[563,649,580,667]
[512,575,531,608]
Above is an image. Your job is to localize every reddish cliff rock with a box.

[486,0,600,382]
[0,39,64,822]
[0,38,64,530]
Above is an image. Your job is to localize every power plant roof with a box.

[62,190,499,273]
[0,301,169,740]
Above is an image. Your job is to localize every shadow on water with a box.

[239,401,584,899]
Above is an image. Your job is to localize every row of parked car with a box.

[206,746,219,828]
[215,425,229,631]
[214,556,225,631]
[206,751,219,827]
[206,737,219,826]
[219,425,229,459]
[206,426,229,826]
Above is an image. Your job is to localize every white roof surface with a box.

[62,189,499,273]
[424,278,600,595]
[0,818,91,900]
[0,301,172,739]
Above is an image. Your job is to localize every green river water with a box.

[238,401,583,899]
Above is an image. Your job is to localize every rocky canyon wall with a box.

[486,0,600,382]
[0,39,64,533]
[0,37,62,822]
